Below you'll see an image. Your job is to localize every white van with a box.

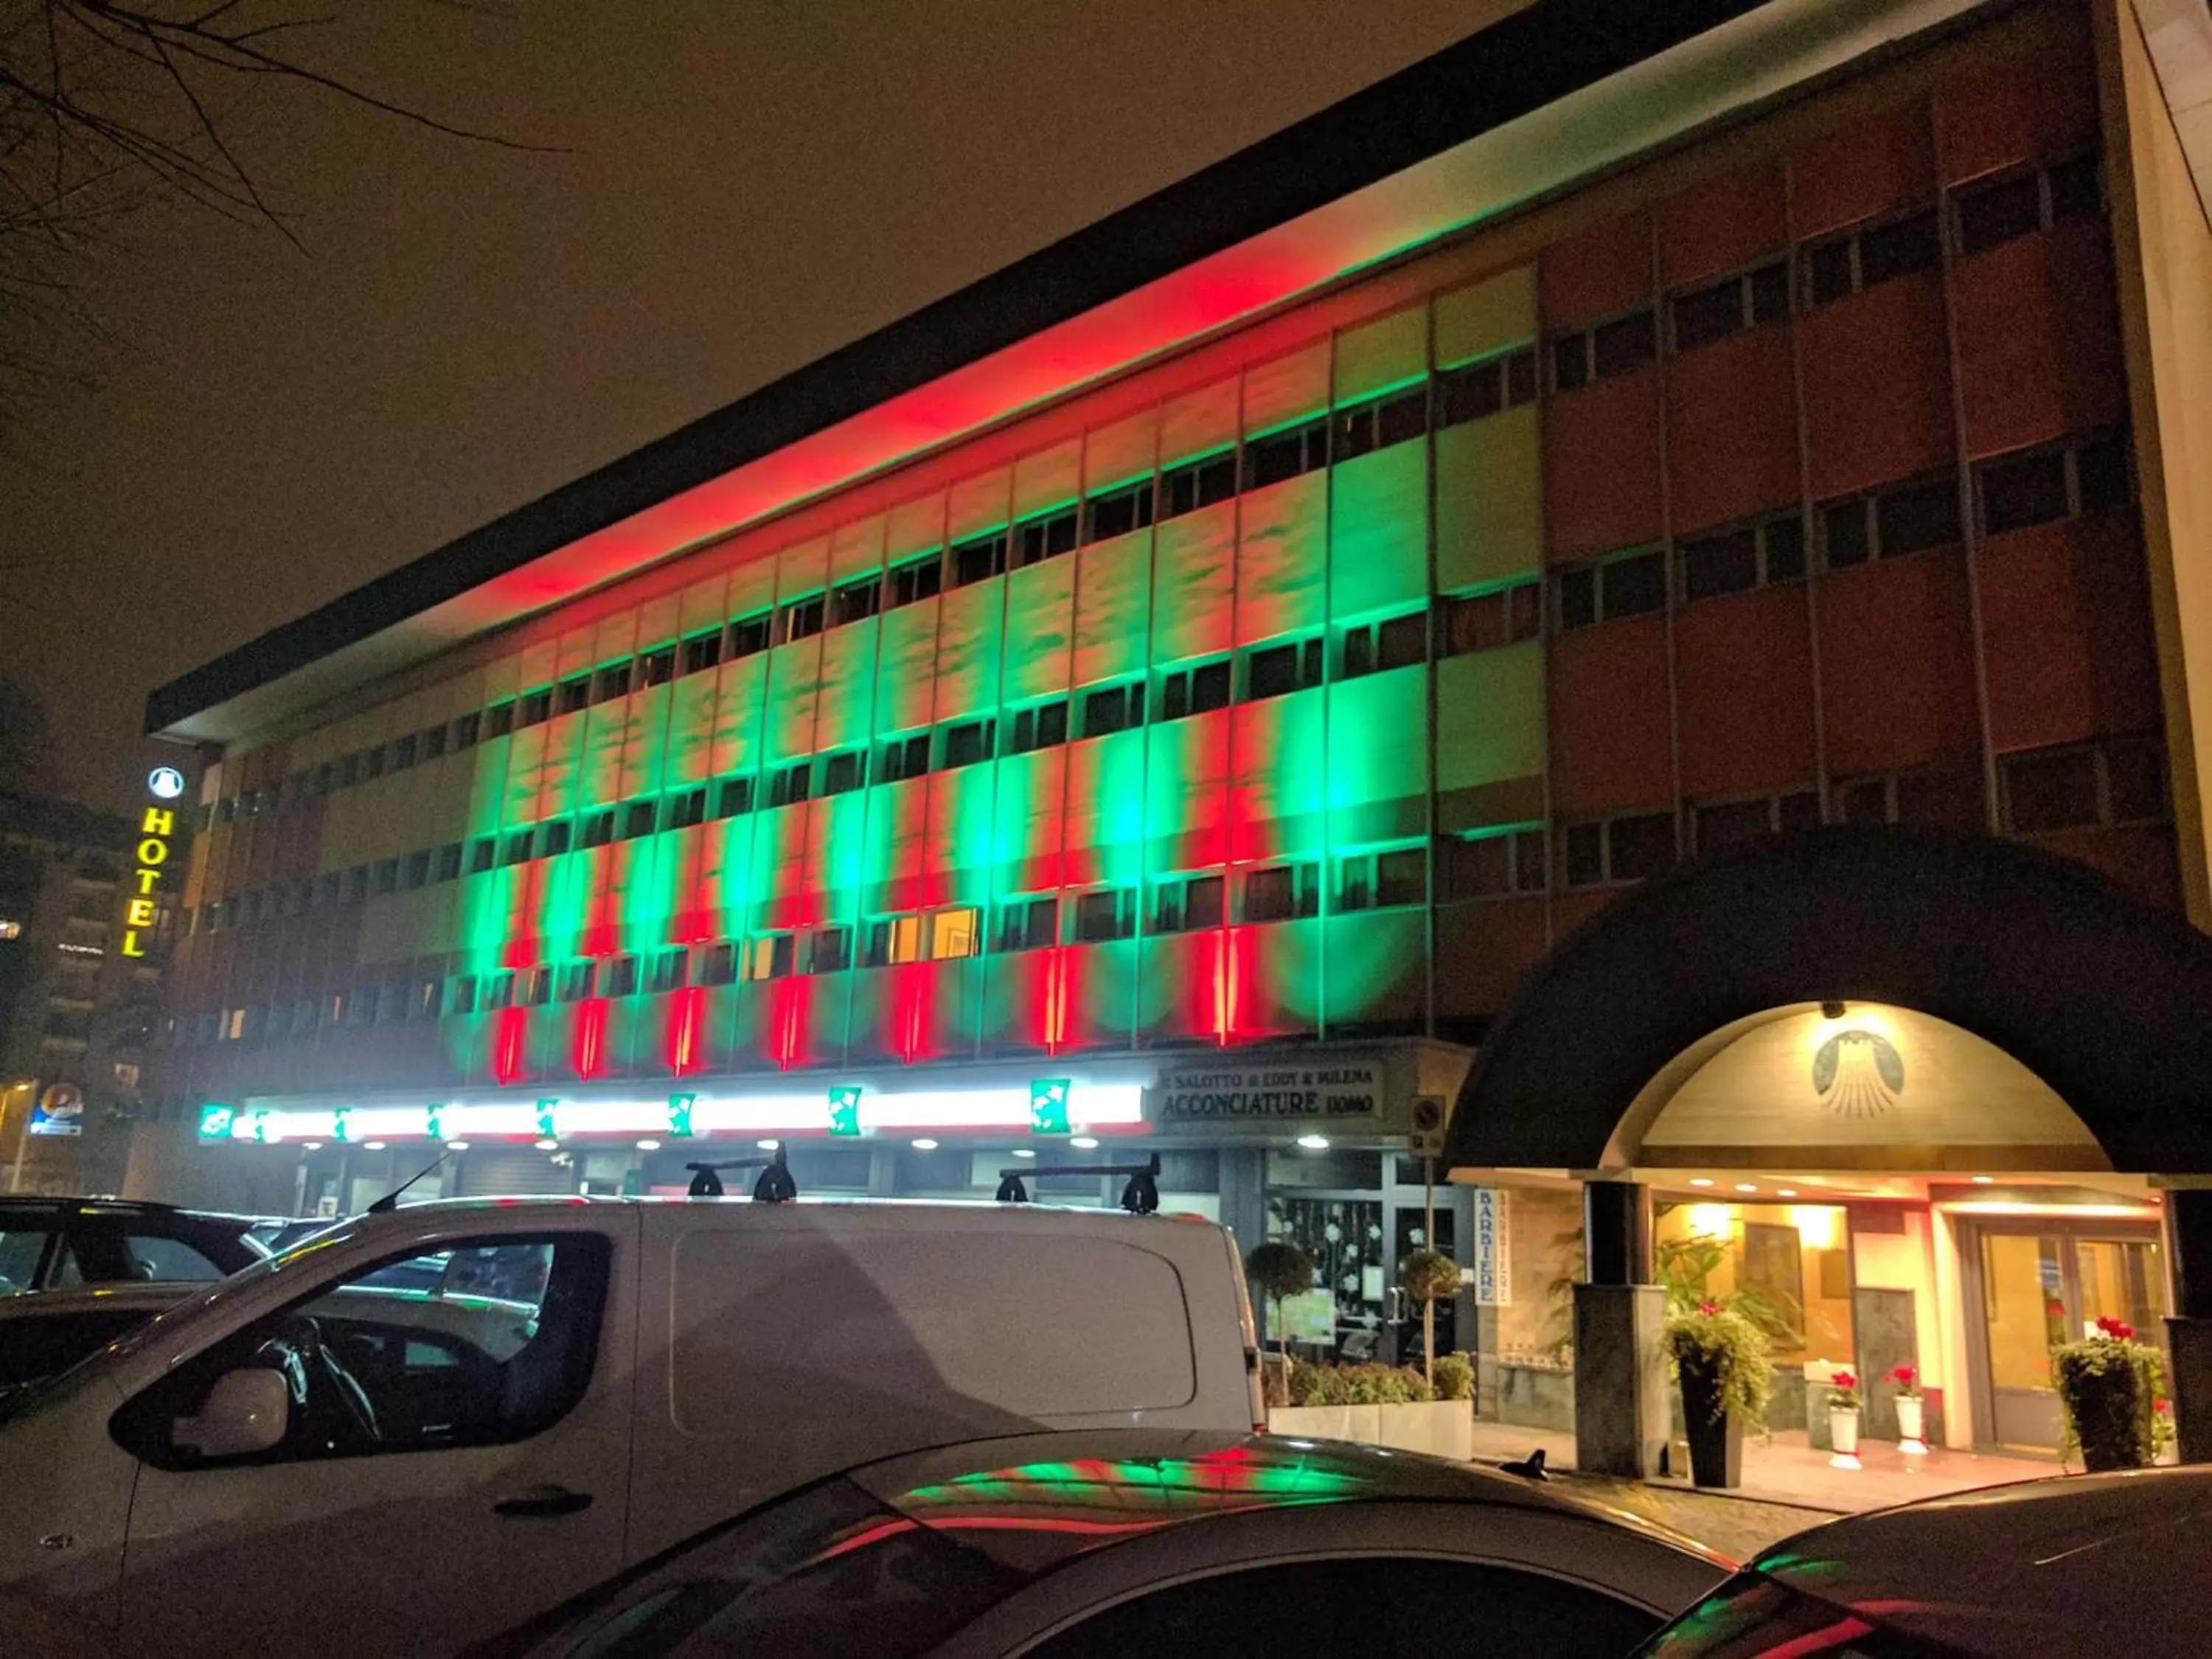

[0,1194,1262,1658]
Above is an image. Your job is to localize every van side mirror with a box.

[173,1368,289,1459]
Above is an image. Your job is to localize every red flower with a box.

[2157,1398,2173,1414]
[1831,1370,1858,1391]
[1698,1300,1722,1317]
[1885,1363,1917,1390]
[2094,1315,2135,1342]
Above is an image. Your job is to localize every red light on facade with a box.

[668,986,703,1075]
[574,998,606,1079]
[493,1007,527,1085]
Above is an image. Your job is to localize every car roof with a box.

[0,1197,263,1228]
[0,1282,201,1318]
[1754,1467,2212,1655]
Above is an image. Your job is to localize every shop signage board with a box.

[1472,1186,1512,1305]
[29,1082,83,1137]
[1155,1061,1382,1122]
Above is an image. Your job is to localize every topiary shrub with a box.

[1433,1352,1475,1403]
[2056,1316,2165,1472]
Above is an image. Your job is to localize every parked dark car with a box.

[1638,1465,2212,1657]
[0,1197,265,1295]
[502,1430,1731,1657]
[0,1282,195,1398]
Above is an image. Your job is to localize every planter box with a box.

[1267,1404,1379,1444]
[1374,1399,1475,1461]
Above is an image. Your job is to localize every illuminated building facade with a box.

[142,0,2212,1460]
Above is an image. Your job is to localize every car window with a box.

[1637,1571,1930,1658]
[0,1226,52,1294]
[1028,1557,1661,1658]
[122,1235,227,1281]
[111,1233,609,1470]
[0,1309,150,1390]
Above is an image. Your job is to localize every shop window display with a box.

[1267,1196,1385,1359]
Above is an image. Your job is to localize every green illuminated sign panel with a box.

[536,1098,560,1139]
[197,1103,234,1141]
[669,1093,697,1137]
[828,1085,862,1137]
[1029,1078,1072,1137]
[427,1104,448,1142]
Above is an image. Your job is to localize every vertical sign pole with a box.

[1424,1154,1437,1374]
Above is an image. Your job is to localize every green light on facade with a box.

[669,1093,697,1137]
[333,1106,352,1144]
[1029,1078,1071,1136]
[536,1098,560,1138]
[427,1104,448,1141]
[829,1085,862,1137]
[197,1103,234,1141]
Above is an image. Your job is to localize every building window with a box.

[1437,827,1548,900]
[344,866,370,905]
[1342,609,1430,679]
[768,762,810,808]
[1436,346,1537,428]
[865,914,921,967]
[1976,430,2130,537]
[664,788,707,829]
[605,955,639,997]
[1434,582,1542,658]
[1560,810,1677,888]
[1555,547,1668,630]
[1083,478,1155,543]
[519,688,554,727]
[1818,473,1961,569]
[560,961,597,1003]
[741,935,794,982]
[808,927,851,974]
[1157,658,1232,722]
[832,576,882,627]
[820,751,866,796]
[780,594,826,644]
[728,611,773,659]
[1017,507,1079,567]
[361,746,386,782]
[421,724,447,761]
[1082,680,1145,737]
[594,661,631,703]
[451,975,479,1015]
[502,829,534,866]
[714,778,754,818]
[1071,888,1135,942]
[541,818,573,857]
[523,967,553,1007]
[403,850,431,890]
[485,972,516,1011]
[951,532,1009,587]
[648,948,689,995]
[1678,509,1806,603]
[582,810,615,849]
[942,719,994,770]
[552,676,587,717]
[1158,450,1237,521]
[313,872,341,911]
[333,755,361,792]
[998,895,1059,952]
[619,800,654,839]
[1804,204,1941,307]
[391,734,419,771]
[888,553,943,608]
[1244,417,1329,492]
[1552,307,1656,393]
[681,630,723,677]
[1336,845,1427,912]
[1669,258,1790,352]
[434,843,464,883]
[1332,384,1427,462]
[699,942,737,986]
[1152,872,1225,933]
[1691,789,1820,855]
[878,732,931,784]
[1242,862,1318,922]
[1831,767,1985,831]
[639,645,675,687]
[922,905,974,959]
[1245,636,1324,701]
[1006,699,1069,755]
[1953,153,2099,257]
[2002,736,2166,835]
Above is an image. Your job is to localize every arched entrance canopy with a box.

[1444,828,2212,1175]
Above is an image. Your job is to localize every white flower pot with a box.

[1895,1394,1926,1451]
[1829,1405,1862,1467]
[1374,1399,1475,1461]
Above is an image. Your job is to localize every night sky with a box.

[2,0,1508,812]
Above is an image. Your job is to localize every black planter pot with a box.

[1680,1361,1745,1489]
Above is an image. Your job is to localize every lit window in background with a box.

[0,920,20,939]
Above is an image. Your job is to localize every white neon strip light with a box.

[223,1084,1144,1144]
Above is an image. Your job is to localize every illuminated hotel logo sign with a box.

[121,787,178,958]
[1813,1029,1905,1118]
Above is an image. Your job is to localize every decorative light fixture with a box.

[1972,1175,1994,1184]
[757,1138,780,1151]
[1778,1188,1798,1197]
[302,1141,324,1152]
[911,1137,939,1151]
[636,1138,661,1151]
[1070,1135,1099,1150]
[535,1137,559,1152]
[1689,1178,1714,1188]
[1735,1183,1758,1193]
[446,1140,470,1152]
[364,1141,386,1151]
[1012,1147,1037,1159]
[1820,1001,1848,1020]
[1296,1133,1330,1150]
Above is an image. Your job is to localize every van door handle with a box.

[493,1486,594,1518]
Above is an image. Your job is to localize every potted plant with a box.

[1885,1363,1926,1452]
[1398,1247,1462,1392]
[1827,1370,1863,1467]
[1665,1298,1771,1489]
[1245,1240,1314,1410]
[2054,1315,2166,1472]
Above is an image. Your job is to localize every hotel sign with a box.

[1156,1061,1381,1122]
[121,801,175,959]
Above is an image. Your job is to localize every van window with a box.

[667,1231,1195,1432]
[111,1233,609,1469]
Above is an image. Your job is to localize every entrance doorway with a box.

[1962,1220,2167,1454]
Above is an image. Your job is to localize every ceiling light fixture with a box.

[1689,1178,1714,1188]
[1070,1135,1099,1150]
[1296,1134,1330,1150]
[636,1138,661,1151]
[911,1138,939,1151]
[1012,1147,1037,1158]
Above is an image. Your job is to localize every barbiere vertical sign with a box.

[122,766,185,959]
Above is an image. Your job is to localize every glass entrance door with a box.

[1972,1222,2166,1454]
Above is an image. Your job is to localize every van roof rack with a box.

[686,1146,797,1202]
[996,1152,1160,1215]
